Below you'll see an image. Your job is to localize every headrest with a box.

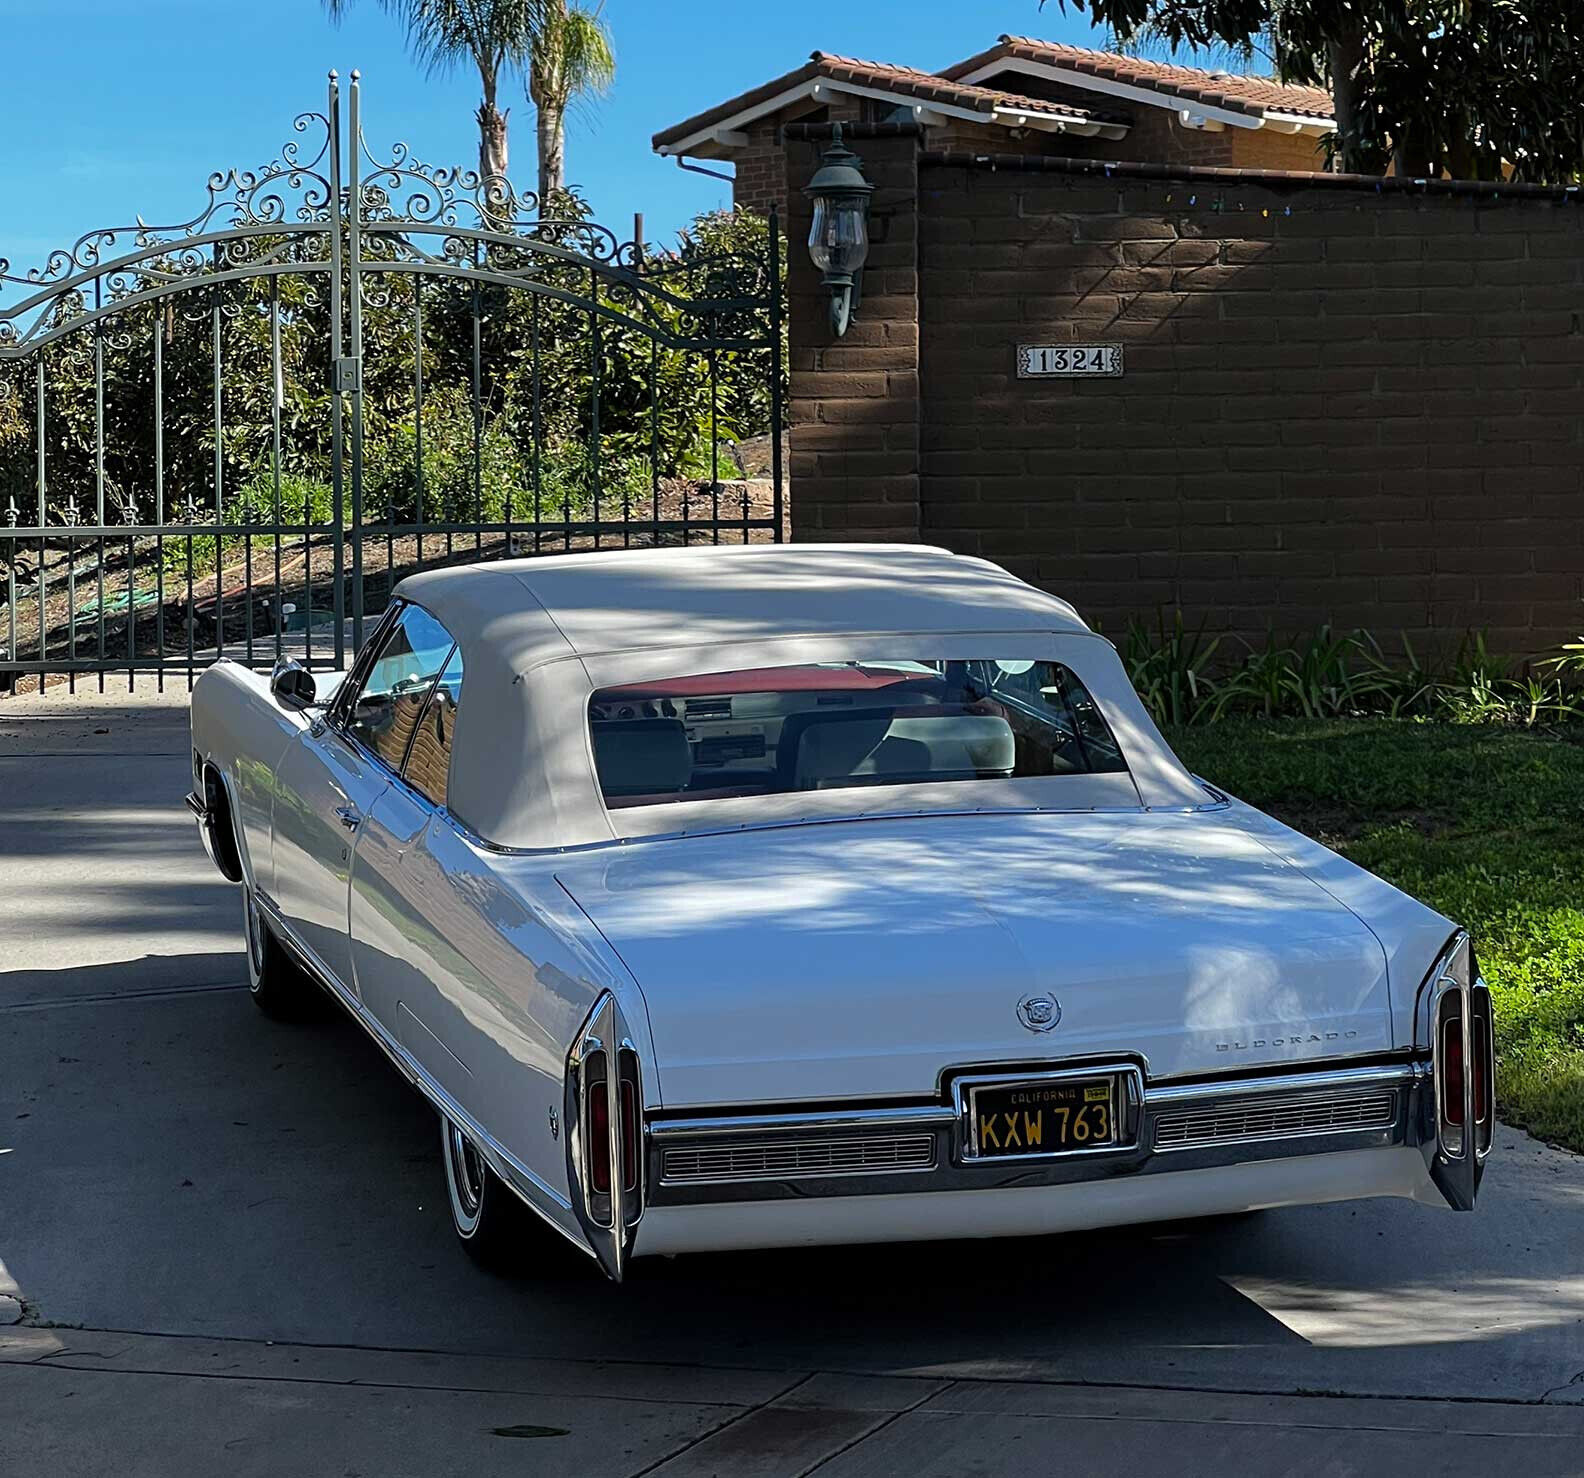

[793,712,1015,789]
[592,718,693,798]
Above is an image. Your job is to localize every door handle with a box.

[334,805,362,831]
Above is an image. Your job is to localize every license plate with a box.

[968,1075,1122,1159]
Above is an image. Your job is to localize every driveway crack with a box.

[622,1372,817,1478]
[1540,1368,1584,1404]
[798,1378,954,1476]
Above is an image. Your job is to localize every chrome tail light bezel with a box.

[1421,931,1494,1210]
[565,992,644,1281]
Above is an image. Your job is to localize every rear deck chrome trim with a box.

[650,1104,957,1139]
[645,1060,1426,1207]
[1144,1063,1417,1105]
[1152,1088,1398,1151]
[662,1134,937,1185]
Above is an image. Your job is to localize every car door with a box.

[350,641,468,1095]
[350,643,574,1184]
[270,603,452,992]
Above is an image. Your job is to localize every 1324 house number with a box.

[1017,344,1123,378]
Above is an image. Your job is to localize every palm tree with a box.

[323,0,544,182]
[527,0,615,201]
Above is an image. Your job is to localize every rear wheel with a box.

[441,1114,541,1271]
[242,887,326,1021]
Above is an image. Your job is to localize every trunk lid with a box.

[556,810,1392,1108]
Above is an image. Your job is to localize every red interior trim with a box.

[599,665,932,699]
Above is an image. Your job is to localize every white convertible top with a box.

[391,544,1207,849]
[395,543,1092,668]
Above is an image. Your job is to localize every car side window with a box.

[342,604,456,773]
[403,643,463,808]
[984,660,1128,775]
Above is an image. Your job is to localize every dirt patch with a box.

[4,477,787,695]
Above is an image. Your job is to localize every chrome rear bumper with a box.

[646,1061,1440,1207]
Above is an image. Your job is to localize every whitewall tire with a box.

[440,1114,540,1270]
[242,888,326,1021]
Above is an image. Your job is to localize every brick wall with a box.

[731,121,786,218]
[786,124,922,542]
[1114,109,1327,172]
[1110,107,1237,168]
[733,98,865,219]
[786,131,1584,655]
[914,159,1584,652]
[1229,125,1328,172]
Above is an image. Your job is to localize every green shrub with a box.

[164,472,339,576]
[1121,616,1583,730]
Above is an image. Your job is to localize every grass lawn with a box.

[1167,720,1584,1153]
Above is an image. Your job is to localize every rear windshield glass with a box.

[588,660,1128,809]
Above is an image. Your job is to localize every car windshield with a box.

[588,659,1128,809]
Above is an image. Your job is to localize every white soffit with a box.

[656,76,1126,159]
[956,56,1336,136]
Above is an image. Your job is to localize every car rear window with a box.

[588,660,1128,809]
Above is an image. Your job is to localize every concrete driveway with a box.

[2,686,1582,1476]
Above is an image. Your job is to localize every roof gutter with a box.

[672,156,735,184]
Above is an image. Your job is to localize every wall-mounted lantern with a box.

[803,124,874,337]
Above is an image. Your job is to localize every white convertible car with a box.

[187,544,1492,1280]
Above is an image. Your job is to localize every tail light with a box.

[566,994,645,1281]
[1473,1010,1490,1125]
[1440,1006,1465,1132]
[1427,933,1494,1211]
[582,1047,640,1200]
[587,1052,612,1194]
[618,1056,641,1192]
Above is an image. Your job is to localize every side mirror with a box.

[270,658,320,712]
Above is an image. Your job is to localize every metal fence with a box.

[0,73,784,692]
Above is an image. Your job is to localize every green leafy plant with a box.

[1542,636,1584,681]
[1119,613,1584,730]
[1120,610,1220,726]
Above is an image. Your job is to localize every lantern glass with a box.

[809,194,870,278]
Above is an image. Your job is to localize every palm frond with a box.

[558,7,616,97]
[531,0,615,111]
[1106,20,1269,74]
[327,0,547,79]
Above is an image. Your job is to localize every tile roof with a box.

[950,36,1335,121]
[652,50,1118,152]
[808,52,1127,124]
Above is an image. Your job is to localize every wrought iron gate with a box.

[0,73,783,692]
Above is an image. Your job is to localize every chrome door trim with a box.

[325,598,405,730]
[252,891,589,1259]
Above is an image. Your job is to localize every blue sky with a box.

[0,0,1112,274]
